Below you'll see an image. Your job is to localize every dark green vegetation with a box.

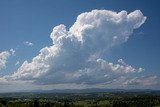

[0,90,160,107]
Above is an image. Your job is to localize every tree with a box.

[112,101,128,107]
[34,100,39,107]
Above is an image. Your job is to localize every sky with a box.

[0,0,160,92]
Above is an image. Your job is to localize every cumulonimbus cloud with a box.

[1,9,155,89]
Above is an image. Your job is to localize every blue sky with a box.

[0,0,160,92]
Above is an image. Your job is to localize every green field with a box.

[0,91,160,107]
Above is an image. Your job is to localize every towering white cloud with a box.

[2,10,150,88]
[0,51,10,71]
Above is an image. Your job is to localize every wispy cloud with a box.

[23,41,34,47]
[15,61,20,66]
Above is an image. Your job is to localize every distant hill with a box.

[27,88,157,93]
[0,88,160,99]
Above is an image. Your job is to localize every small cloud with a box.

[0,51,10,71]
[23,41,34,47]
[118,59,126,65]
[138,67,144,73]
[15,61,20,66]
[10,49,16,55]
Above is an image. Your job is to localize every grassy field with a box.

[0,91,160,107]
